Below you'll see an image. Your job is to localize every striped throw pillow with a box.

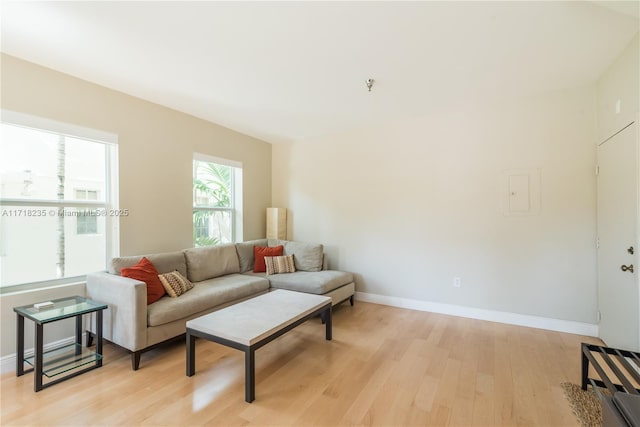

[158,270,194,297]
[264,255,296,275]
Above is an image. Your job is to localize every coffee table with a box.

[186,289,332,402]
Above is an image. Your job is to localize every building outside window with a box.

[0,112,119,291]
[193,154,242,247]
[75,189,99,235]
[75,189,98,200]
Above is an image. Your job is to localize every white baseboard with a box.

[1,334,86,375]
[355,291,598,337]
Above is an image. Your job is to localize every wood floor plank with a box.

[1,301,600,426]
[471,372,495,426]
[338,358,398,425]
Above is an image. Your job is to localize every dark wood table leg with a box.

[16,314,24,376]
[186,331,195,377]
[34,323,44,392]
[325,305,332,341]
[96,310,103,367]
[75,314,82,356]
[581,343,589,390]
[245,347,255,403]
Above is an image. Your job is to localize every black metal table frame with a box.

[581,342,640,396]
[16,305,105,392]
[186,301,332,403]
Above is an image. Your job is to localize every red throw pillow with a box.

[253,245,284,273]
[121,257,166,305]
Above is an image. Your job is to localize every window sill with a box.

[0,280,87,297]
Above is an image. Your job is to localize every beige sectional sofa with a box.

[86,239,355,370]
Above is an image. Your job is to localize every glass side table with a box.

[14,296,107,392]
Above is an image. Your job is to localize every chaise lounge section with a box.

[86,239,355,370]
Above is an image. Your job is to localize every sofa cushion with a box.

[158,271,194,297]
[271,240,324,272]
[121,257,166,305]
[253,245,283,273]
[147,274,269,326]
[265,255,296,275]
[249,270,354,295]
[110,251,187,277]
[184,244,240,282]
[235,239,268,272]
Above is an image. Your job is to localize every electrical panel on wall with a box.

[501,168,541,216]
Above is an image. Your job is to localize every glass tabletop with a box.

[14,296,107,323]
[24,343,103,378]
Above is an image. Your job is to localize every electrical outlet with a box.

[453,277,461,288]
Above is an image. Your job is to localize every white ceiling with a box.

[1,1,639,144]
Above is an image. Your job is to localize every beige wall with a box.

[0,54,272,358]
[1,54,271,253]
[273,86,599,323]
[274,26,638,324]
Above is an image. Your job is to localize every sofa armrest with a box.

[86,271,147,352]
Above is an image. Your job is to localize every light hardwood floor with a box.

[1,301,601,426]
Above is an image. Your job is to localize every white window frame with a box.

[0,110,119,292]
[192,153,243,245]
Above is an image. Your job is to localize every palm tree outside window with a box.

[192,154,242,247]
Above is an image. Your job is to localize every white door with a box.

[597,120,639,351]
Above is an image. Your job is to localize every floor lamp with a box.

[266,208,287,240]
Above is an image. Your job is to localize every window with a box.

[76,213,99,235]
[193,154,242,247]
[75,189,98,201]
[0,111,119,291]
[75,189,99,235]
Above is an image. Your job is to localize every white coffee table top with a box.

[186,289,331,346]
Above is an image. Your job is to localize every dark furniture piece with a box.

[581,343,640,426]
[15,296,107,391]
